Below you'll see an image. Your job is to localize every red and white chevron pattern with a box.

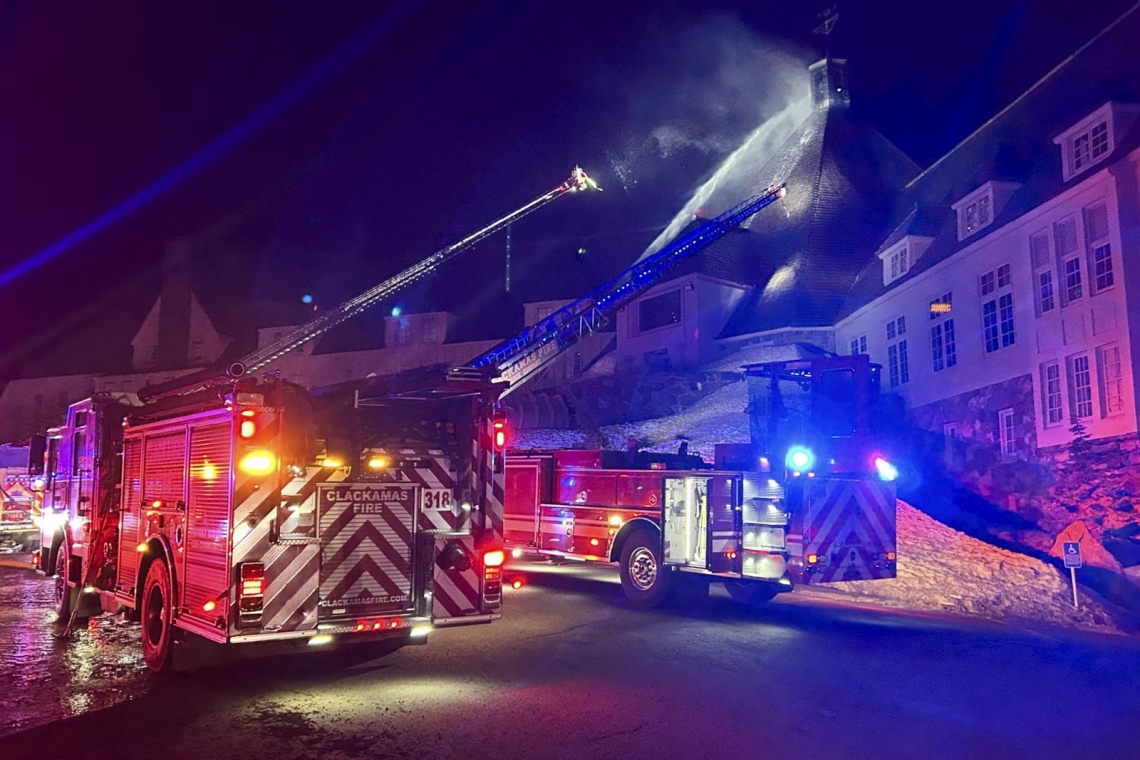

[803,478,896,583]
[317,482,417,618]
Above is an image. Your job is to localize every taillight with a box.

[240,419,257,439]
[493,412,507,449]
[483,549,504,605]
[238,562,265,628]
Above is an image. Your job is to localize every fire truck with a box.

[504,354,898,607]
[35,168,598,671]
[461,183,897,607]
[0,443,42,552]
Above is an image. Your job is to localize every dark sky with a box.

[0,0,1135,380]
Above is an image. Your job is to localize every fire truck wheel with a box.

[54,546,73,621]
[724,579,778,607]
[619,529,671,609]
[141,558,175,673]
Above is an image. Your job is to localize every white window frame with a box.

[1054,103,1114,181]
[1030,230,1055,316]
[1042,362,1064,427]
[999,408,1015,459]
[1068,353,1094,420]
[952,184,996,241]
[880,242,910,285]
[1097,343,1125,418]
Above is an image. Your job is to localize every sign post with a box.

[1063,541,1082,608]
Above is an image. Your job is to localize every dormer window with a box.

[1054,103,1116,181]
[879,242,909,285]
[952,184,996,241]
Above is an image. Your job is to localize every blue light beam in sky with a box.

[0,3,421,291]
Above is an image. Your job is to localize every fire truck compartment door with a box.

[801,478,896,583]
[663,476,709,568]
[317,482,417,619]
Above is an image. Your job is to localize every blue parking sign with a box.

[1063,541,1082,569]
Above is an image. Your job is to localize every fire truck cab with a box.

[504,354,897,608]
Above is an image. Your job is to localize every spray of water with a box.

[641,94,811,257]
[601,15,809,201]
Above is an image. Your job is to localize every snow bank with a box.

[829,501,1125,633]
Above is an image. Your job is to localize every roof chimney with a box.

[809,58,850,110]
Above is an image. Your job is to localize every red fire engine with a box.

[35,169,598,671]
[504,354,898,607]
[458,182,896,607]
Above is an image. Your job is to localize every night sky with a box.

[0,0,1135,381]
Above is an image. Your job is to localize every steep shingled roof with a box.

[702,59,921,339]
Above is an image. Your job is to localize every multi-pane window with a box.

[1073,120,1110,171]
[885,316,908,388]
[929,292,956,372]
[1038,271,1055,313]
[1093,244,1114,291]
[849,335,867,355]
[1069,354,1093,419]
[1091,121,1109,159]
[887,341,909,388]
[980,271,995,296]
[961,194,992,238]
[1084,203,1113,293]
[889,246,909,280]
[1030,231,1054,315]
[1073,133,1090,171]
[999,293,1015,347]
[999,409,1015,458]
[1064,257,1083,301]
[983,301,999,353]
[1042,362,1064,426]
[996,263,1011,288]
[1098,344,1124,416]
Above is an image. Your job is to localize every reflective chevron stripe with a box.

[432,534,481,619]
[318,482,417,617]
[803,478,896,583]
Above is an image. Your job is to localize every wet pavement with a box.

[3,557,1140,759]
[0,559,149,738]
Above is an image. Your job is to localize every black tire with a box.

[141,557,174,673]
[53,545,73,622]
[724,579,779,607]
[619,528,672,609]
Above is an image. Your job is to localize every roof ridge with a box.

[905,1,1140,189]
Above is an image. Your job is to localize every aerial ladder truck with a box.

[463,184,899,608]
[35,168,598,671]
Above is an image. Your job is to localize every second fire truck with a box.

[504,354,898,607]
[460,182,897,607]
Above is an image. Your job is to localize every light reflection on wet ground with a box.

[0,560,149,738]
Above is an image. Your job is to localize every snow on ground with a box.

[513,379,1128,634]
[830,501,1125,634]
[513,380,751,457]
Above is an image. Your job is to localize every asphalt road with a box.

[3,558,1140,760]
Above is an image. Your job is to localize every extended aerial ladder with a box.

[464,183,786,395]
[138,167,599,402]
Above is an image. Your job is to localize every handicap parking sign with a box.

[1063,541,1082,569]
